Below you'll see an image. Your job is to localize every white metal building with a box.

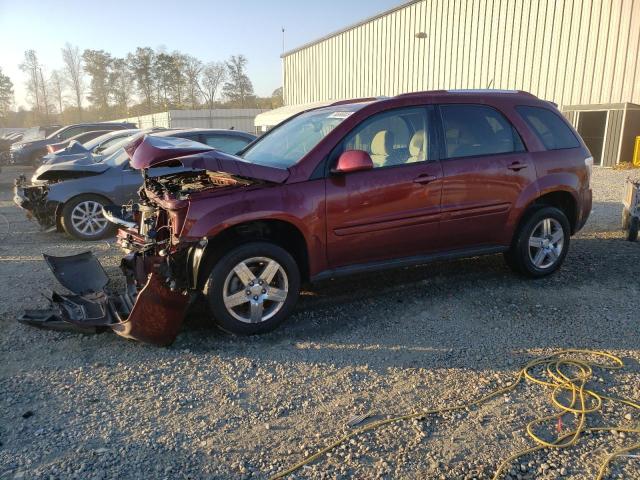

[281,0,640,166]
[116,109,266,133]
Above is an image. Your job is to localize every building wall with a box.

[114,109,266,133]
[283,0,640,108]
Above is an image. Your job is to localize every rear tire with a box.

[61,194,116,240]
[203,242,300,335]
[505,206,570,278]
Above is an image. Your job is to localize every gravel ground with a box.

[0,165,639,480]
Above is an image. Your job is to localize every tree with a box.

[109,58,133,114]
[37,67,51,121]
[199,62,226,110]
[83,49,113,113]
[222,55,254,107]
[49,70,65,115]
[19,50,42,116]
[129,47,156,111]
[0,68,13,119]
[183,55,202,109]
[153,52,178,107]
[61,43,85,118]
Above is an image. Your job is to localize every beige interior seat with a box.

[370,130,394,167]
[407,130,427,163]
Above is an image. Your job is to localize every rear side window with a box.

[516,106,580,150]
[440,104,524,159]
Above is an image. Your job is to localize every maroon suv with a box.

[23,90,593,345]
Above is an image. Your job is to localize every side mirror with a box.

[332,150,374,174]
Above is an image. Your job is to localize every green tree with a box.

[222,55,254,107]
[0,68,13,119]
[109,58,134,115]
[129,47,156,112]
[83,49,113,113]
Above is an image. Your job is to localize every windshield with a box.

[241,104,365,168]
[100,133,143,157]
[101,147,130,167]
[84,129,138,151]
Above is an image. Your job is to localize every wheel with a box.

[506,206,570,278]
[61,195,116,240]
[627,217,639,242]
[622,207,630,230]
[203,242,300,335]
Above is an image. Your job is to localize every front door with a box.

[437,104,537,249]
[325,106,443,268]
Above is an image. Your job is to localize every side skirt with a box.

[311,245,508,282]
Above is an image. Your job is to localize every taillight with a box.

[46,145,55,153]
[584,156,593,185]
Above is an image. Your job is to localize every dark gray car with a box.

[13,129,256,240]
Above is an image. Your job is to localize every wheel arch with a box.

[515,189,579,241]
[191,218,310,290]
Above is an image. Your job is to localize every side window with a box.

[203,135,251,154]
[516,106,580,150]
[58,128,80,140]
[440,104,525,159]
[342,107,431,168]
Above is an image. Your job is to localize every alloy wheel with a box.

[222,256,289,323]
[528,218,564,269]
[70,200,109,237]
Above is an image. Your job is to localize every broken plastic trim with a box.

[18,251,191,346]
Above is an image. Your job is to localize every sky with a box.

[0,0,401,109]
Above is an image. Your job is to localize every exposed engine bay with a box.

[144,169,255,199]
[13,174,57,229]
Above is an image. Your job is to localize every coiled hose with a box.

[270,349,639,479]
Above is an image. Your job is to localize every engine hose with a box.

[269,349,639,480]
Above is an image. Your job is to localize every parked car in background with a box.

[40,129,142,165]
[94,90,593,341]
[45,130,114,154]
[0,131,24,165]
[14,128,256,240]
[9,122,136,165]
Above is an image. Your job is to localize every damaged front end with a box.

[13,174,57,230]
[19,135,280,346]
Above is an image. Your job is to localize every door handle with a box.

[413,174,438,184]
[507,162,528,171]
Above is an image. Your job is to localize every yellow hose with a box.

[269,349,639,480]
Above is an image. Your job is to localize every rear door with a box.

[325,106,443,267]
[437,104,536,248]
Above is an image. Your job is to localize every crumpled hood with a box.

[32,158,110,183]
[126,135,289,183]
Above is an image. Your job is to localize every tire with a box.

[505,206,571,278]
[622,207,631,230]
[203,242,300,335]
[627,217,639,242]
[61,194,116,240]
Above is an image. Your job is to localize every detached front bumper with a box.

[13,176,58,229]
[18,251,192,346]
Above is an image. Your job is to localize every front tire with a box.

[61,194,116,240]
[505,206,570,278]
[203,242,300,335]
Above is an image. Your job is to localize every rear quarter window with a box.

[516,106,580,150]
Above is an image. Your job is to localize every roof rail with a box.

[329,97,382,106]
[394,89,538,98]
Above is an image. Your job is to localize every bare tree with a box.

[19,50,42,116]
[183,55,202,109]
[61,43,84,118]
[198,61,226,110]
[222,55,254,107]
[49,70,65,115]
[38,67,51,121]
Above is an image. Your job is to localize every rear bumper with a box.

[575,188,592,233]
